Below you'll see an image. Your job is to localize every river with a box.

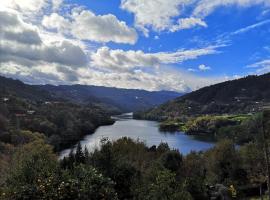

[59,113,215,158]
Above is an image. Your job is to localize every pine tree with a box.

[84,146,90,164]
[75,142,85,164]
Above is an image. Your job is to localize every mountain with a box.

[0,76,54,101]
[135,73,270,120]
[38,85,182,112]
[0,76,114,151]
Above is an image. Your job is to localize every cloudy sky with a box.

[0,0,270,92]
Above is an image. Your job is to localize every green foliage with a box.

[136,73,270,119]
[2,140,58,200]
[59,165,118,200]
[141,169,192,200]
[186,115,240,135]
[203,140,246,185]
[1,139,118,200]
[160,150,183,172]
[1,134,269,199]
[183,152,207,199]
[239,142,266,184]
[0,94,114,151]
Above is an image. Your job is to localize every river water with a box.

[60,113,215,158]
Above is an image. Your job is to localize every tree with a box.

[160,150,183,172]
[262,110,270,199]
[75,142,85,164]
[239,142,266,196]
[204,140,243,185]
[59,164,118,200]
[183,152,207,199]
[3,140,58,200]
[142,169,192,200]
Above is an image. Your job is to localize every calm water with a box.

[60,113,215,158]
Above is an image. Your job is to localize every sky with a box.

[0,0,270,92]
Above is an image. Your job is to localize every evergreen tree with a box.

[75,142,85,164]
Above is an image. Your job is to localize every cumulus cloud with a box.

[42,10,138,44]
[0,10,88,69]
[77,66,226,92]
[121,0,194,34]
[121,0,270,33]
[42,13,70,34]
[52,0,63,11]
[198,64,211,71]
[91,46,219,71]
[0,0,49,14]
[0,0,235,92]
[0,11,42,45]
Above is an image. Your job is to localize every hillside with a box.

[135,73,270,120]
[38,84,182,112]
[0,76,114,151]
[0,76,54,101]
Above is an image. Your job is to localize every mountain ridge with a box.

[0,76,183,112]
[37,84,182,112]
[135,73,270,120]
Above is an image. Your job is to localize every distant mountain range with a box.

[0,76,182,112]
[135,73,270,120]
[37,85,182,112]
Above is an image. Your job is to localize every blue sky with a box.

[1,0,270,91]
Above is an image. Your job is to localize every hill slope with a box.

[0,76,114,151]
[0,76,54,101]
[38,85,182,112]
[136,73,270,120]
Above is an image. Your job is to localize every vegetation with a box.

[135,73,270,120]
[0,95,114,151]
[0,77,115,151]
[0,133,269,199]
[39,84,182,112]
[157,114,262,145]
[0,111,269,199]
[0,75,270,199]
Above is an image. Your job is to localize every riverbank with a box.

[59,114,215,158]
[148,114,257,144]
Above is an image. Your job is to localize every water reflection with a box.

[60,113,215,158]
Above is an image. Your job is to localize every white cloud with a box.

[232,19,270,35]
[120,0,194,34]
[170,17,207,32]
[52,0,63,11]
[0,0,49,14]
[121,0,270,34]
[42,13,71,33]
[0,0,236,92]
[91,46,219,71]
[198,64,211,71]
[247,59,270,74]
[193,0,270,18]
[42,10,138,44]
[77,66,226,92]
[0,10,88,71]
[188,68,197,72]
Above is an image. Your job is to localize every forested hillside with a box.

[0,76,114,151]
[38,84,182,112]
[136,73,270,120]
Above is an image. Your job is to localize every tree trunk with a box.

[260,183,263,200]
